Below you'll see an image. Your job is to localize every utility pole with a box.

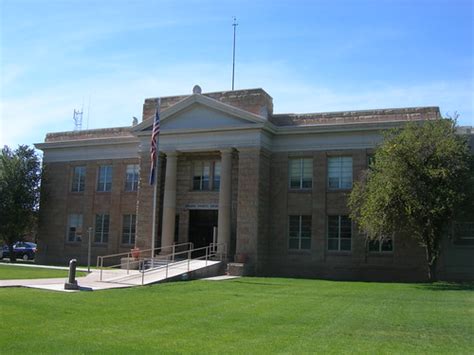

[87,227,92,273]
[232,17,238,91]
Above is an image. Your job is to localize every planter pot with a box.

[131,247,141,259]
[235,253,248,263]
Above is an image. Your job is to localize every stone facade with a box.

[35,87,473,281]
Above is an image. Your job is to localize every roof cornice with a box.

[133,93,267,133]
[35,136,139,150]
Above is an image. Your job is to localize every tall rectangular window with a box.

[71,166,86,192]
[368,236,394,253]
[193,161,210,190]
[193,161,220,191]
[122,214,136,245]
[328,157,352,189]
[94,214,110,243]
[125,164,139,191]
[289,215,312,250]
[97,165,112,192]
[289,158,312,189]
[327,215,352,251]
[453,222,474,246]
[67,214,83,242]
[213,161,221,191]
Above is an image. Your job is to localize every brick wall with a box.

[37,158,139,265]
[264,149,427,281]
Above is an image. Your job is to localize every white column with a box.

[217,148,232,256]
[161,151,178,254]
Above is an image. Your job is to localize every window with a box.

[289,215,311,250]
[368,236,394,253]
[367,155,376,169]
[122,214,136,245]
[453,222,474,246]
[94,214,110,243]
[289,158,312,189]
[97,165,112,192]
[327,215,352,251]
[125,164,139,191]
[71,166,86,192]
[328,157,352,189]
[67,214,83,242]
[193,161,220,191]
[213,161,221,191]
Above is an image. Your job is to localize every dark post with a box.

[64,259,79,290]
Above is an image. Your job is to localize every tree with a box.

[0,145,41,262]
[348,119,472,281]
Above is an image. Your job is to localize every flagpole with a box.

[150,99,161,263]
[151,160,158,261]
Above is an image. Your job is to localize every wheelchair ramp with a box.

[101,259,223,286]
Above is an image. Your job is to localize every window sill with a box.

[327,188,352,193]
[64,242,81,246]
[451,241,474,248]
[288,189,312,193]
[93,243,108,247]
[287,249,312,255]
[326,251,352,256]
[368,252,394,257]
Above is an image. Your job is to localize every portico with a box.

[132,90,273,267]
[158,148,234,256]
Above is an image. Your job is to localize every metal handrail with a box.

[97,242,194,281]
[98,242,227,285]
[136,243,227,285]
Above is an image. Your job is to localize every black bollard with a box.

[64,259,79,290]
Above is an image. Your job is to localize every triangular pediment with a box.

[133,94,266,133]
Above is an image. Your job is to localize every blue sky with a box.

[1,0,472,148]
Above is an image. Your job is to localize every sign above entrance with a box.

[186,203,218,210]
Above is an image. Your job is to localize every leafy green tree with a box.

[0,145,41,262]
[348,119,472,281]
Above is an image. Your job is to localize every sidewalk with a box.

[0,261,89,272]
[0,259,223,292]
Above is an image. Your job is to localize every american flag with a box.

[149,99,160,185]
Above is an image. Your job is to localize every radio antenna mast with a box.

[73,109,83,131]
[232,16,238,91]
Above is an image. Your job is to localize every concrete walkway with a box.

[0,259,222,292]
[0,261,89,272]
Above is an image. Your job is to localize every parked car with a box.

[0,242,37,261]
[14,242,37,260]
[0,245,9,259]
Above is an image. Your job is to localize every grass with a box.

[0,278,472,353]
[0,264,86,280]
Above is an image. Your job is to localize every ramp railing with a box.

[136,242,227,285]
[96,242,194,282]
[97,242,227,285]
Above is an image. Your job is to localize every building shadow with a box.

[417,282,474,291]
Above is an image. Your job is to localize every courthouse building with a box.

[35,87,474,281]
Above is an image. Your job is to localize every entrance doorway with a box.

[188,210,218,255]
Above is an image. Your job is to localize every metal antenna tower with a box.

[73,109,83,131]
[232,16,238,91]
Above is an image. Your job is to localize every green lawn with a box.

[0,278,472,353]
[0,264,86,279]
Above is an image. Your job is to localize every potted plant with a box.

[235,253,248,263]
